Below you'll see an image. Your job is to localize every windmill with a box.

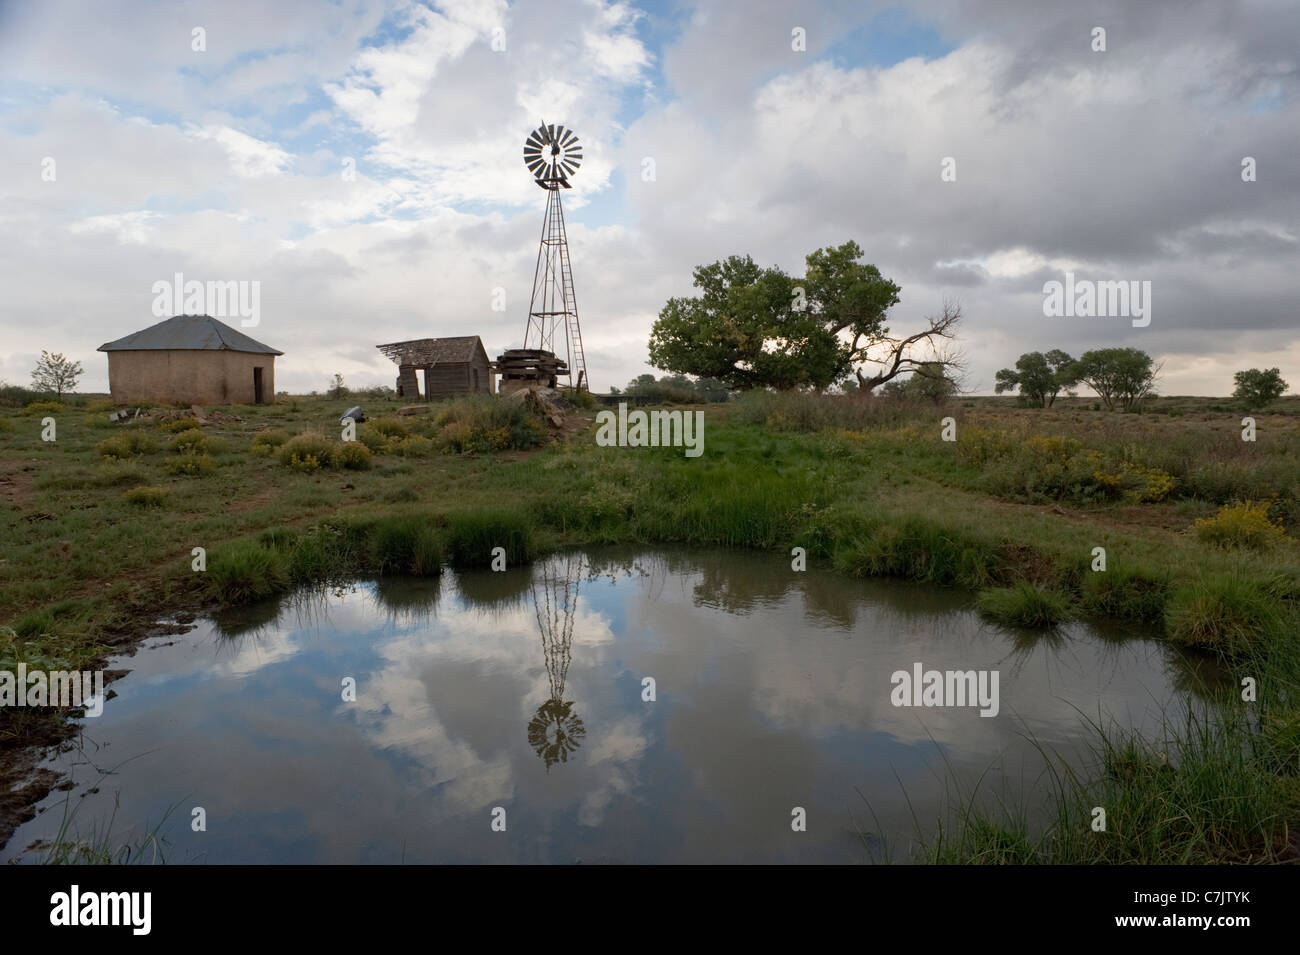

[520,121,588,391]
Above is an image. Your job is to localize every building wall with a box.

[422,353,494,399]
[107,350,276,405]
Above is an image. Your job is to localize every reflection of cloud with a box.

[577,713,649,827]
[30,546,1211,863]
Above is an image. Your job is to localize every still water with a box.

[3,548,1217,863]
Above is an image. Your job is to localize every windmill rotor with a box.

[523,121,582,190]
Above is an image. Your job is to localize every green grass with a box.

[369,516,443,576]
[207,541,290,603]
[4,390,1300,863]
[1165,574,1287,655]
[975,582,1071,629]
[918,705,1294,864]
[445,509,538,567]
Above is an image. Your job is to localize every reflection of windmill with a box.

[526,552,586,769]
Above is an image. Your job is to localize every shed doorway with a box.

[253,367,264,404]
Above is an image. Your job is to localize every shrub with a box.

[277,433,335,469]
[976,583,1071,628]
[336,441,373,470]
[369,416,410,438]
[164,453,216,476]
[287,452,324,473]
[84,399,115,413]
[122,485,170,507]
[435,420,474,453]
[250,429,289,455]
[433,395,547,452]
[1193,501,1286,550]
[355,426,389,453]
[23,400,65,416]
[94,461,150,488]
[160,417,201,433]
[1090,460,1176,503]
[96,430,158,459]
[0,383,40,407]
[384,484,420,503]
[388,434,434,457]
[169,429,209,453]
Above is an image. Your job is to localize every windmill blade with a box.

[565,150,583,162]
[555,125,567,145]
[527,160,547,176]
[560,129,578,147]
[526,132,546,149]
[561,160,577,175]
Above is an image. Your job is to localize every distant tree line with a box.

[610,373,732,403]
[996,349,1290,411]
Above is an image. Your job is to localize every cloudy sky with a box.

[1,0,1296,396]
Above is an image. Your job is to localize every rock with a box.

[396,405,431,416]
[341,405,366,424]
[504,385,571,428]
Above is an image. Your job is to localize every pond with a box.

[2,547,1221,863]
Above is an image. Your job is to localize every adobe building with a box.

[98,314,282,405]
[376,336,494,399]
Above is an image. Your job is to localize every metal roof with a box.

[376,336,487,365]
[98,314,284,355]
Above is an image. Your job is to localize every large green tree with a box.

[1233,368,1289,409]
[648,241,962,392]
[994,350,1077,407]
[1074,348,1159,411]
[805,242,963,392]
[647,255,835,389]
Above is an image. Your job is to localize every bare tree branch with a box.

[852,299,963,393]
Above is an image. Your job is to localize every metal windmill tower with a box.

[521,121,588,390]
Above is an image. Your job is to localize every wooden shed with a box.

[376,336,494,399]
[97,314,282,405]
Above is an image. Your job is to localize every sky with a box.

[1,0,1296,396]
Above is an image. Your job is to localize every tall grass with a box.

[369,516,443,576]
[833,515,1013,589]
[445,509,538,567]
[732,389,945,432]
[975,582,1071,628]
[913,705,1292,864]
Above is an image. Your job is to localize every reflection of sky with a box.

[2,549,1206,864]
